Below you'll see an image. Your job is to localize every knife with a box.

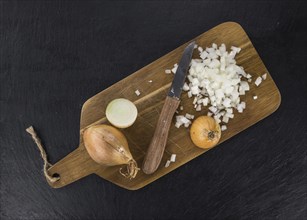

[142,41,195,174]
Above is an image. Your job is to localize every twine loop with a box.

[26,126,60,183]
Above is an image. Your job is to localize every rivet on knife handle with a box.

[142,96,180,174]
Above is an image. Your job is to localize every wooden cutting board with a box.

[47,22,281,190]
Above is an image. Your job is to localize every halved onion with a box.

[106,98,138,128]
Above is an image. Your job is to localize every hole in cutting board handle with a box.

[52,173,60,179]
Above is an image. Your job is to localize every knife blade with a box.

[142,41,195,174]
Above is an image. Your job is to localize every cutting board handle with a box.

[47,145,102,188]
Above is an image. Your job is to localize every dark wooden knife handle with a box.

[142,96,180,174]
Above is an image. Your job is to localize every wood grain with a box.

[47,22,281,190]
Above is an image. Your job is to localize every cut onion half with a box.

[106,98,138,128]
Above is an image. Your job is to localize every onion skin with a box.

[190,116,221,149]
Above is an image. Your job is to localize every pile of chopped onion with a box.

[169,43,267,130]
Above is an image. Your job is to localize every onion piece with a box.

[106,98,138,128]
[231,46,241,53]
[135,89,141,96]
[185,113,194,120]
[183,83,189,91]
[175,122,182,128]
[165,160,171,168]
[171,64,178,74]
[170,154,177,162]
[262,73,267,80]
[193,97,198,104]
[255,77,262,86]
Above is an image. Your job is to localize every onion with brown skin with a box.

[190,116,221,149]
[83,124,139,179]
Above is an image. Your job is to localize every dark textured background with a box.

[1,1,307,219]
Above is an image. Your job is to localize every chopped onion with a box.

[165,69,171,74]
[223,98,232,108]
[170,154,176,162]
[176,115,191,125]
[165,160,171,167]
[165,154,177,167]
[197,99,203,104]
[214,115,221,124]
[175,122,182,128]
[181,117,191,124]
[221,125,227,131]
[226,112,234,118]
[167,43,264,132]
[209,106,217,113]
[237,102,245,113]
[255,77,262,86]
[183,83,189,91]
[262,73,267,80]
[226,108,233,113]
[240,101,246,109]
[222,115,229,123]
[171,64,178,74]
[202,97,209,106]
[200,51,208,59]
[253,95,258,100]
[231,46,241,53]
[193,97,198,105]
[135,89,141,96]
[185,113,194,119]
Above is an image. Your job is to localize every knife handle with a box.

[142,96,180,174]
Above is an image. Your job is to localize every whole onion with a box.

[83,124,139,179]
